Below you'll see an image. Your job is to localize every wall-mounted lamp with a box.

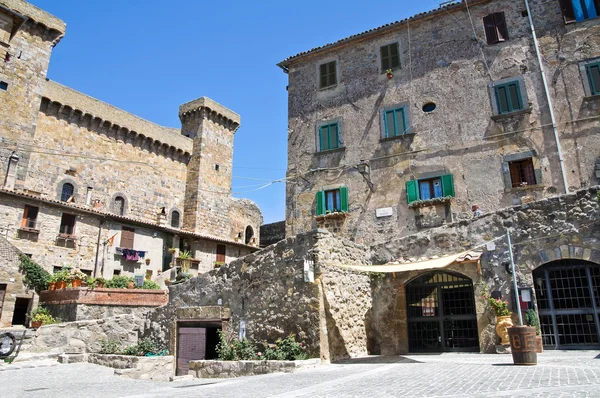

[357,160,375,192]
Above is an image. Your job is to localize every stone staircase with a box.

[0,327,56,362]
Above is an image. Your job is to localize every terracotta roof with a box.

[277,0,488,69]
[0,187,259,251]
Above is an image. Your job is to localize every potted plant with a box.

[178,250,192,273]
[48,274,58,291]
[483,293,513,345]
[385,68,393,79]
[30,307,57,329]
[95,277,107,288]
[214,261,225,269]
[525,309,543,353]
[69,268,87,287]
[54,270,70,290]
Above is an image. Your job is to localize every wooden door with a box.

[177,327,206,376]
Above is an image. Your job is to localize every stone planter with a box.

[495,315,514,345]
[536,335,543,353]
[188,359,320,379]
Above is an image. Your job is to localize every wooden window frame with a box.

[380,42,400,72]
[59,213,76,236]
[21,205,39,231]
[171,210,181,228]
[384,107,407,138]
[60,183,74,202]
[508,158,537,187]
[216,244,226,264]
[559,0,599,23]
[586,61,600,95]
[494,80,523,114]
[316,186,349,216]
[483,12,509,45]
[318,122,340,152]
[319,60,337,89]
[120,226,135,249]
[406,174,455,205]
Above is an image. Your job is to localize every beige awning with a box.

[338,250,482,273]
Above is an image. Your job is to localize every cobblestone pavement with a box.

[1,351,599,397]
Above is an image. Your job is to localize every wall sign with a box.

[376,207,393,218]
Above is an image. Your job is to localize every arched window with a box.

[113,196,125,216]
[60,183,74,202]
[171,210,180,228]
[245,225,254,245]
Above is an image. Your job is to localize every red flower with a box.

[257,352,262,357]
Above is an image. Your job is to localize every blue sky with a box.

[30,0,438,224]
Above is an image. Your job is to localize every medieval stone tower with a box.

[179,97,240,238]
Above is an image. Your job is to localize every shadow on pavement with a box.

[333,356,423,365]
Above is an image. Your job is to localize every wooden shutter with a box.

[483,14,498,44]
[508,82,522,110]
[120,227,135,249]
[588,63,600,95]
[406,180,419,204]
[316,191,325,215]
[328,61,337,86]
[21,206,29,228]
[495,85,510,114]
[319,63,328,88]
[441,174,455,197]
[390,43,400,69]
[216,245,226,263]
[339,187,349,212]
[494,12,508,42]
[330,123,338,149]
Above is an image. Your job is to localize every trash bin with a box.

[507,326,537,365]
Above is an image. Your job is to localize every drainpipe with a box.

[93,218,105,277]
[524,0,569,194]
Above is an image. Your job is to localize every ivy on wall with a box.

[19,254,50,293]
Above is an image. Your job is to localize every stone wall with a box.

[188,358,320,378]
[87,354,175,381]
[0,235,31,327]
[282,0,600,246]
[260,221,286,248]
[229,197,263,246]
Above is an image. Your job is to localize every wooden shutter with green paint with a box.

[441,174,455,197]
[406,180,419,204]
[339,186,349,212]
[587,63,600,95]
[316,191,325,215]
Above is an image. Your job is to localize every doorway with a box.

[406,271,479,352]
[533,259,600,349]
[11,297,31,326]
[176,321,222,376]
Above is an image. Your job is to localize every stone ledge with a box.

[39,287,168,307]
[188,358,321,378]
[87,353,174,381]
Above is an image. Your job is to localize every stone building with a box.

[278,0,600,246]
[0,0,262,325]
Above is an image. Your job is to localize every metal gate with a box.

[407,271,479,352]
[533,260,600,349]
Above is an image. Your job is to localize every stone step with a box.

[12,352,59,363]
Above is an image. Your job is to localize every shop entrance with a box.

[406,271,479,352]
[533,259,600,349]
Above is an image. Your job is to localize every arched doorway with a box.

[533,259,600,349]
[245,225,254,245]
[406,271,479,352]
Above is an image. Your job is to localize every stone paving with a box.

[1,351,599,397]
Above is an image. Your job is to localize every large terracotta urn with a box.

[496,315,514,345]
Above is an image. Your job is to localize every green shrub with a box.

[141,280,160,290]
[19,255,51,293]
[216,330,257,360]
[30,307,58,325]
[261,334,306,361]
[122,338,163,356]
[105,275,134,289]
[525,309,541,336]
[100,338,123,354]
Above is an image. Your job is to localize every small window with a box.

[21,205,39,230]
[380,42,400,71]
[120,226,135,249]
[244,226,254,245]
[384,107,407,137]
[483,12,509,44]
[318,122,339,152]
[406,175,455,204]
[216,244,226,263]
[316,187,349,215]
[215,164,220,171]
[559,0,599,23]
[508,158,537,187]
[171,210,180,228]
[494,80,523,114]
[585,61,600,96]
[60,183,74,202]
[0,81,7,91]
[59,213,76,236]
[113,269,121,276]
[112,196,125,216]
[319,60,337,89]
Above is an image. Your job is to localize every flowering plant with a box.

[483,294,511,316]
[68,267,87,281]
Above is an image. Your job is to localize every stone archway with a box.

[532,259,600,349]
[245,225,254,245]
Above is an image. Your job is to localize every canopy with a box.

[337,250,482,273]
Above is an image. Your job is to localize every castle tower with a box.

[179,97,240,238]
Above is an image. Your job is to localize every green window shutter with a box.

[330,123,339,149]
[508,82,522,110]
[328,61,337,86]
[316,191,325,215]
[339,186,349,212]
[441,174,455,197]
[385,111,394,137]
[406,180,419,204]
[495,85,509,114]
[380,45,390,71]
[319,125,328,151]
[390,43,400,69]
[587,63,600,95]
[320,64,328,88]
[397,108,406,135]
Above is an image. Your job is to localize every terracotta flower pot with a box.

[48,282,56,291]
[71,279,82,288]
[31,320,43,329]
[495,315,514,345]
[127,281,135,289]
[386,72,393,79]
[56,281,67,290]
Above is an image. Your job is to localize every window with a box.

[171,210,180,228]
[380,42,400,71]
[406,175,455,204]
[585,61,600,96]
[483,12,509,44]
[60,183,74,202]
[316,187,348,215]
[494,80,523,114]
[508,158,537,187]
[559,0,599,23]
[59,213,76,236]
[21,205,39,230]
[112,196,125,216]
[0,81,7,91]
[245,226,254,245]
[120,227,135,249]
[319,60,337,89]
[216,244,226,263]
[383,107,408,137]
[318,122,339,151]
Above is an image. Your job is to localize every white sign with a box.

[304,257,315,283]
[486,242,496,251]
[520,289,532,302]
[376,207,393,218]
